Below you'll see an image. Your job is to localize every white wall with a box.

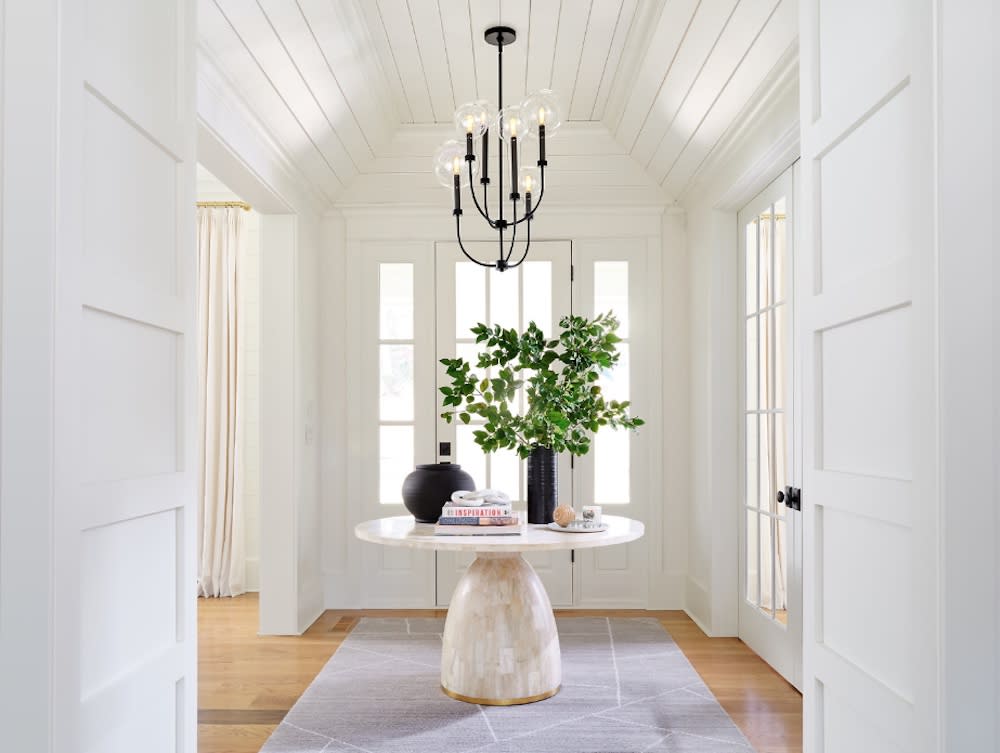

[679,53,799,636]
[196,166,262,591]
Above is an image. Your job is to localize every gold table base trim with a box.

[441,684,560,706]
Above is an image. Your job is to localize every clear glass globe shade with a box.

[519,166,541,195]
[454,101,490,138]
[432,140,476,188]
[521,89,563,137]
[496,105,526,143]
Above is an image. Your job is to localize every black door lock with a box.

[777,486,801,511]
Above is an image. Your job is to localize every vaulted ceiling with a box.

[198,0,797,209]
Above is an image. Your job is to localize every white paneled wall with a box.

[197,166,261,590]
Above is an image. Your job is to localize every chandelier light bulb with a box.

[519,166,541,194]
[497,105,524,143]
[521,89,563,137]
[434,139,476,188]
[454,101,491,138]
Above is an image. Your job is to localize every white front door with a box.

[434,241,574,606]
[738,169,802,689]
[799,1,938,749]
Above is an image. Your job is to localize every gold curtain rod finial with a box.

[196,200,251,211]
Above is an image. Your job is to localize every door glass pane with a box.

[379,344,414,421]
[455,262,485,338]
[773,415,787,516]
[776,517,788,620]
[759,310,771,409]
[746,415,759,509]
[594,261,629,336]
[746,509,759,604]
[379,263,413,339]
[593,428,629,504]
[456,424,487,491]
[379,425,413,504]
[774,198,787,303]
[759,206,773,309]
[491,448,520,501]
[522,261,552,335]
[456,341,486,383]
[598,343,629,403]
[490,266,519,330]
[760,415,773,516]
[774,303,787,410]
[746,317,758,411]
[745,220,758,315]
[759,515,774,614]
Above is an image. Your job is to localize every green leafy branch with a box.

[440,313,644,459]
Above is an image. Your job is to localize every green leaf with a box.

[460,412,471,424]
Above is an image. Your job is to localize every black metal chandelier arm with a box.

[511,166,546,226]
[467,161,498,227]
[454,215,495,268]
[503,196,519,263]
[506,215,532,269]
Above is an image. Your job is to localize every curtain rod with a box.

[197,200,252,211]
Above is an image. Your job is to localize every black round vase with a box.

[527,447,558,524]
[401,463,475,523]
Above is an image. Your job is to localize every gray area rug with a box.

[261,617,756,753]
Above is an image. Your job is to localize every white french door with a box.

[434,241,574,606]
[738,168,802,689]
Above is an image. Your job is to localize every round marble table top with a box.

[354,514,644,553]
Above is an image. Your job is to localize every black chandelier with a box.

[433,26,562,272]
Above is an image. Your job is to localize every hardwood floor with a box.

[199,594,801,753]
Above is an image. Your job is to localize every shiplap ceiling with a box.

[197,0,797,208]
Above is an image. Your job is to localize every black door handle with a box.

[780,486,801,511]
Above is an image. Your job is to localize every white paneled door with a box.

[738,169,802,689]
[434,241,574,606]
[800,1,937,751]
[53,0,198,750]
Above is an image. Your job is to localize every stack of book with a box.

[433,501,523,536]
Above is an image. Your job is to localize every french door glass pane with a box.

[774,304,787,410]
[379,263,413,339]
[594,261,630,336]
[599,343,630,403]
[774,198,787,302]
[379,344,414,421]
[490,266,519,330]
[456,424,488,491]
[455,262,485,338]
[773,414,787,516]
[759,416,773,517]
[746,415,759,509]
[492,449,521,501]
[746,509,759,604]
[746,220,758,314]
[746,317,758,411]
[758,207,773,309]
[455,341,485,381]
[593,428,629,504]
[379,425,413,504]
[522,261,552,334]
[759,515,774,613]
[759,310,771,408]
[776,517,788,612]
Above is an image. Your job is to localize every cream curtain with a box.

[197,206,246,598]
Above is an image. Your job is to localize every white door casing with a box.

[53,0,198,750]
[800,1,938,751]
[737,168,803,689]
[434,241,573,607]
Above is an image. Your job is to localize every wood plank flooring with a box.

[199,594,801,753]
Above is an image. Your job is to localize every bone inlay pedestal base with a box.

[441,553,560,705]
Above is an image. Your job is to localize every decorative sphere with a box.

[521,89,563,137]
[553,504,576,527]
[433,139,477,188]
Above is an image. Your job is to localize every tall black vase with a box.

[527,447,558,524]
